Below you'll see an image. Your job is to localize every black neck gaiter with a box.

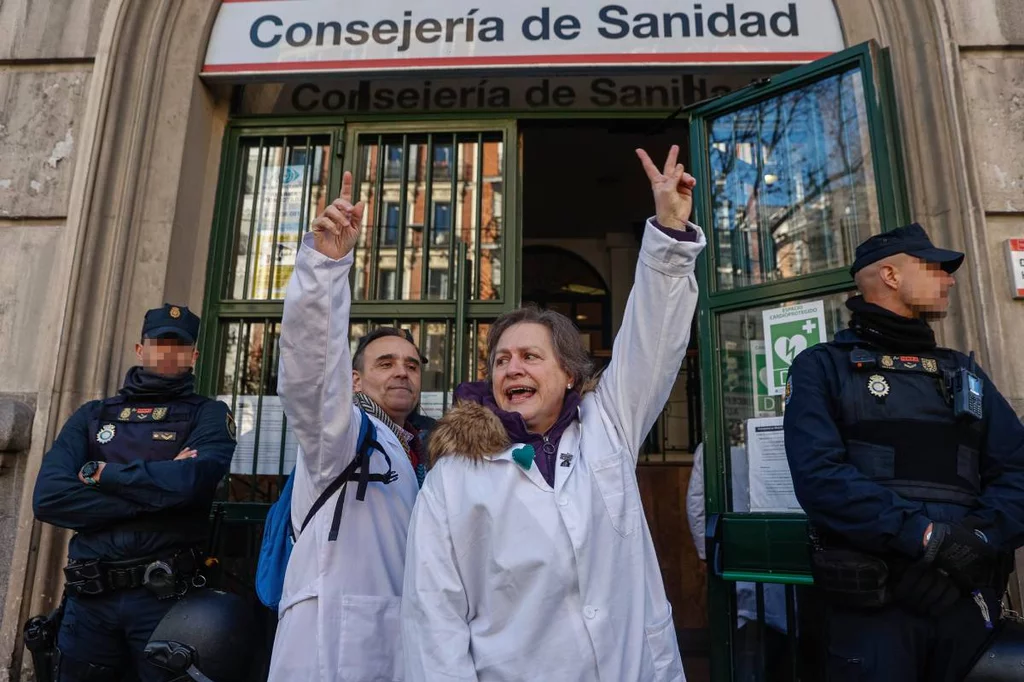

[119,366,196,400]
[845,296,937,352]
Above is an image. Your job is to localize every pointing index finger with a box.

[340,170,354,204]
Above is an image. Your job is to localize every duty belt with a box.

[64,548,204,599]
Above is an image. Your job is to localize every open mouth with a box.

[504,386,536,404]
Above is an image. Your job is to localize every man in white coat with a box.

[402,146,705,681]
[268,171,428,682]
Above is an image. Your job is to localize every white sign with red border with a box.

[203,0,844,77]
[1007,239,1024,300]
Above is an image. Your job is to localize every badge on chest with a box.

[867,374,891,398]
[96,424,116,444]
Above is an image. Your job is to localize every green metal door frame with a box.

[197,118,522,525]
[687,41,910,681]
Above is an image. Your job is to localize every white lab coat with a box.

[402,220,705,682]
[268,233,420,682]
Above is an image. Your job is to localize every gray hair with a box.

[485,305,595,387]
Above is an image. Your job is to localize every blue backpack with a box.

[256,409,395,611]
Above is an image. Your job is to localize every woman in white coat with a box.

[401,146,706,682]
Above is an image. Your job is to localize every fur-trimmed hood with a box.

[427,377,599,466]
[427,401,510,465]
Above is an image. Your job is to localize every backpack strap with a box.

[296,410,398,542]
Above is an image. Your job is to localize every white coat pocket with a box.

[645,606,685,681]
[337,595,404,681]
[590,451,640,537]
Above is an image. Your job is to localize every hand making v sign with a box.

[635,144,697,231]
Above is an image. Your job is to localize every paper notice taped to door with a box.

[746,417,803,513]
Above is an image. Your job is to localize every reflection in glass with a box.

[472,322,492,382]
[716,291,853,513]
[478,138,504,300]
[354,143,380,300]
[707,69,879,290]
[229,137,330,300]
[454,136,479,299]
[352,132,503,301]
[216,321,295,501]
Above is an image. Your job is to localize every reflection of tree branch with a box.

[768,157,864,239]
[710,89,810,234]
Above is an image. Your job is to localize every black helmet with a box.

[145,590,257,682]
[964,618,1024,681]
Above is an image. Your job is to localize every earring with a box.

[567,383,573,390]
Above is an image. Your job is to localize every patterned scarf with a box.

[353,392,426,487]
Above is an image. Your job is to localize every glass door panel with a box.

[708,68,880,291]
[689,42,910,682]
[352,131,506,302]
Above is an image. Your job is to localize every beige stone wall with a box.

[950,0,1024,414]
[0,0,109,392]
[0,0,109,646]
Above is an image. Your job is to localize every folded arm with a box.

[33,403,148,530]
[97,400,236,510]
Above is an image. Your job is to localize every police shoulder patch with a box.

[226,411,236,441]
[784,376,793,405]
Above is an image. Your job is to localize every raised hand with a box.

[636,145,696,230]
[311,170,365,260]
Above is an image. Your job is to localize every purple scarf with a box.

[454,381,581,487]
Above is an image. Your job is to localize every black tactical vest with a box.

[823,341,985,507]
[87,394,207,464]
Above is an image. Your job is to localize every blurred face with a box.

[353,336,422,425]
[491,322,572,435]
[896,258,956,317]
[135,338,198,377]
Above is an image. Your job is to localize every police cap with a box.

[850,223,964,276]
[142,304,201,345]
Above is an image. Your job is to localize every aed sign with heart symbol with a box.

[761,301,828,396]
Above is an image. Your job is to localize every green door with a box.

[687,41,910,681]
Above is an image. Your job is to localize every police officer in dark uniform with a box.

[33,304,237,682]
[783,224,1024,681]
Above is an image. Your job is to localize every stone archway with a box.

[0,0,1007,678]
[0,1,229,677]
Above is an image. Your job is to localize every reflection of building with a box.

[710,73,876,286]
[235,143,331,300]
[353,137,503,302]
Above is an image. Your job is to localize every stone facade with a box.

[0,0,1020,679]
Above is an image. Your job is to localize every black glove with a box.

[892,560,961,617]
[923,522,995,579]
